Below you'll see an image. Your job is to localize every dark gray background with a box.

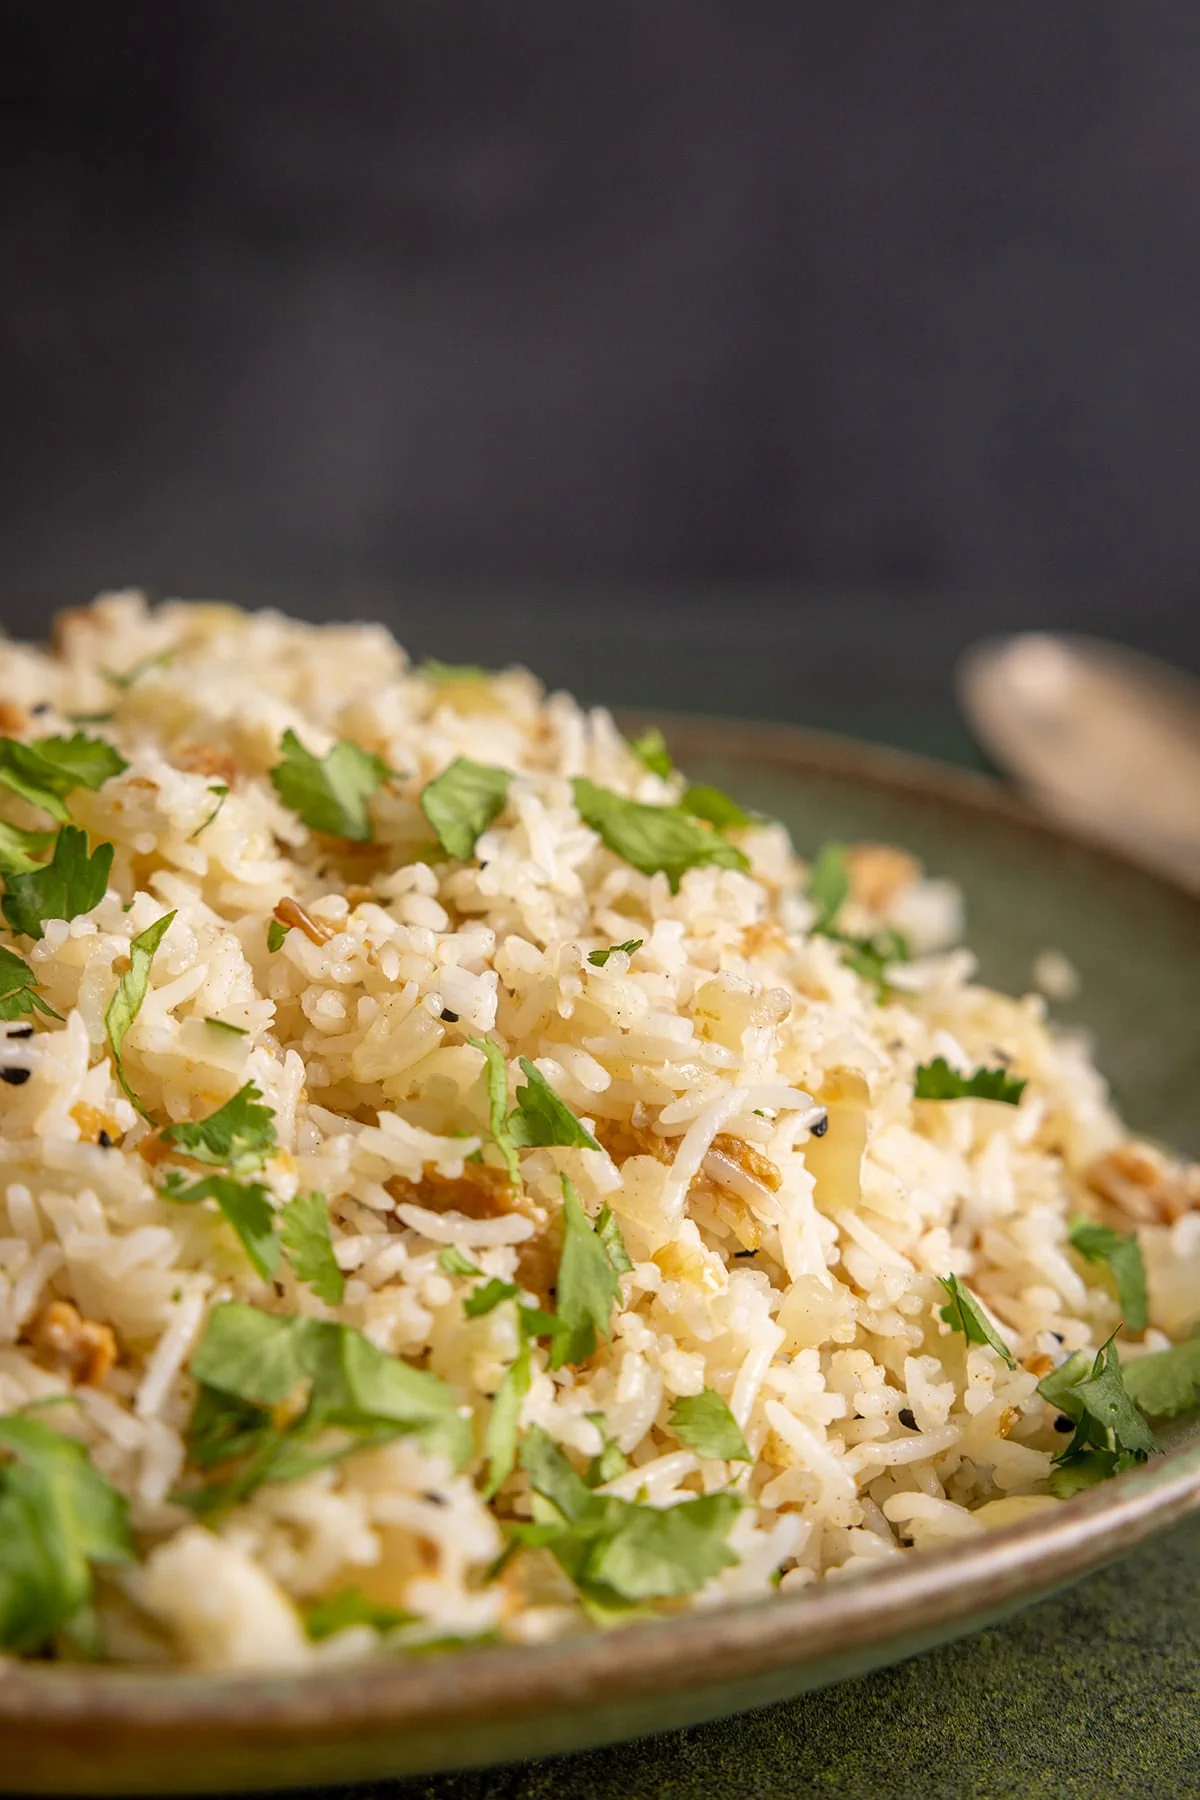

[3,3,1200,753]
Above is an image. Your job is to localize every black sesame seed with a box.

[30,702,51,716]
[1050,1332,1065,1345]
[898,1407,918,1431]
[1,1067,30,1086]
[421,1490,448,1507]
[733,1248,758,1258]
[1054,1413,1075,1433]
[8,1026,33,1040]
[811,1113,829,1138]
[98,1129,114,1148]
[440,1008,459,1023]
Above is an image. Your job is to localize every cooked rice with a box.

[0,590,1195,1670]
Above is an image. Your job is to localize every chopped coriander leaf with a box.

[464,1277,520,1319]
[483,1330,532,1499]
[516,1427,741,1603]
[266,919,290,952]
[1036,1349,1091,1418]
[160,1082,276,1176]
[1122,1331,1200,1420]
[29,733,128,792]
[0,821,56,878]
[627,726,673,780]
[550,1176,624,1370]
[509,1059,601,1153]
[1068,1218,1148,1333]
[915,1058,1027,1106]
[103,650,173,690]
[0,738,76,820]
[1050,1334,1159,1464]
[0,945,60,1022]
[807,842,850,933]
[584,1413,628,1486]
[104,910,176,1119]
[0,1413,132,1654]
[1048,1447,1139,1498]
[469,1034,521,1184]
[438,1246,482,1278]
[270,729,390,842]
[303,1588,415,1641]
[587,939,643,968]
[279,1191,345,1306]
[64,712,115,726]
[1,827,114,940]
[937,1273,1016,1368]
[190,784,229,839]
[681,784,751,832]
[837,928,911,996]
[669,1389,751,1462]
[419,659,488,683]
[572,779,749,892]
[204,1017,248,1037]
[420,757,511,861]
[178,1303,471,1513]
[595,1206,633,1275]
[161,1172,280,1281]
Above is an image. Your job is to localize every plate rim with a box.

[3,715,1198,1777]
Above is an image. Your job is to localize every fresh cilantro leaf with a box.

[190,784,229,840]
[204,1016,248,1037]
[161,1172,280,1281]
[483,1331,532,1500]
[915,1059,1027,1105]
[65,712,115,726]
[438,1246,482,1278]
[464,1277,520,1319]
[1121,1332,1200,1420]
[104,910,176,1118]
[2,827,114,940]
[1048,1447,1139,1498]
[178,1303,471,1513]
[420,757,511,861]
[419,659,488,683]
[668,1389,750,1461]
[628,727,673,779]
[807,842,850,932]
[103,650,172,690]
[1059,1334,1159,1461]
[681,784,751,832]
[587,939,643,968]
[0,1414,132,1654]
[0,739,75,821]
[266,919,290,952]
[584,1412,629,1486]
[834,928,910,996]
[469,1034,520,1185]
[160,1082,276,1176]
[270,729,389,842]
[595,1205,633,1274]
[572,778,749,892]
[0,945,60,1022]
[0,822,57,878]
[279,1191,345,1305]
[509,1059,601,1152]
[550,1176,624,1370]
[516,1427,741,1603]
[303,1588,415,1641]
[937,1273,1017,1368]
[1037,1349,1091,1417]
[1069,1218,1148,1332]
[29,733,128,791]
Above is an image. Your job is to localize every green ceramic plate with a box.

[5,718,1200,1796]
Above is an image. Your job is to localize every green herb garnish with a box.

[1039,1333,1158,1496]
[583,1413,629,1486]
[103,650,173,690]
[160,1082,276,1176]
[0,1414,133,1654]
[0,822,57,878]
[587,939,643,968]
[420,757,511,861]
[680,785,751,831]
[303,1588,415,1641]
[937,1273,1016,1367]
[438,1246,482,1278]
[190,784,229,840]
[915,1059,1027,1106]
[279,1191,345,1306]
[627,727,673,779]
[509,1059,601,1152]
[1068,1219,1148,1333]
[266,919,290,953]
[270,730,390,842]
[104,910,176,1118]
[807,842,850,932]
[550,1176,625,1370]
[161,1172,279,1281]
[28,733,128,792]
[0,945,60,1022]
[668,1390,750,1462]
[572,778,749,892]
[1122,1330,1200,1421]
[419,659,488,684]
[1,827,114,939]
[469,1034,520,1185]
[463,1277,520,1319]
[204,1017,248,1037]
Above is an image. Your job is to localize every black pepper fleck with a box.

[98,1129,114,1148]
[811,1113,829,1138]
[1,1068,30,1086]
[440,1008,459,1023]
[898,1407,918,1431]
[30,702,50,716]
[1054,1413,1075,1433]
